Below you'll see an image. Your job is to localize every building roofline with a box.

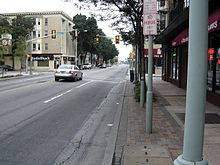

[1,11,73,22]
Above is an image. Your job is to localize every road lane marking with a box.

[0,80,53,94]
[44,81,93,103]
[76,81,93,88]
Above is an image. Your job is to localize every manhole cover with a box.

[176,113,220,124]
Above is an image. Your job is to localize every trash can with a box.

[130,70,134,82]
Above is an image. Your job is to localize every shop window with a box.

[170,48,179,80]
[207,48,214,92]
[215,48,220,94]
[38,60,49,67]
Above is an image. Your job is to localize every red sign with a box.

[144,49,162,58]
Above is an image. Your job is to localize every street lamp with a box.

[25,33,33,75]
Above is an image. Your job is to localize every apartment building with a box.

[155,0,220,107]
[2,11,76,70]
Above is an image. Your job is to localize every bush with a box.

[134,82,140,102]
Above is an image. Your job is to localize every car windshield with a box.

[58,65,73,69]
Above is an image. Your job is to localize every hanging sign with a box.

[143,0,158,35]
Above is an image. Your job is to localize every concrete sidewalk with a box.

[113,76,220,165]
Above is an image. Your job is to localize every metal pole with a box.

[75,29,78,66]
[174,0,209,164]
[30,55,32,75]
[146,35,153,133]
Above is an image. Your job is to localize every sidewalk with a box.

[114,75,220,165]
[0,70,50,80]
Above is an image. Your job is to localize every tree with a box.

[0,17,12,65]
[11,15,35,70]
[73,14,118,64]
[78,0,144,82]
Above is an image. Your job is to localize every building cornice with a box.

[2,11,73,22]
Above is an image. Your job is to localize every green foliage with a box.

[73,14,119,61]
[134,82,140,102]
[11,15,35,39]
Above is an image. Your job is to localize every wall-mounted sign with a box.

[32,56,53,61]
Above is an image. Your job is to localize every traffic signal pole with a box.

[174,0,209,164]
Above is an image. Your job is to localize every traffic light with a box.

[51,30,56,39]
[95,37,100,44]
[115,35,120,44]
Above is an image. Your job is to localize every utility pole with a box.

[174,0,209,165]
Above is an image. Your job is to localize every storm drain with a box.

[176,113,220,124]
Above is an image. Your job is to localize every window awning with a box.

[172,9,220,47]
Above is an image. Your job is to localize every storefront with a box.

[162,9,220,107]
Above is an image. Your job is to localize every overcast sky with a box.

[0,0,132,61]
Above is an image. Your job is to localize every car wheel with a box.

[55,78,59,82]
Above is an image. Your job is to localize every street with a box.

[0,65,128,165]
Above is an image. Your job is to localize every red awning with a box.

[144,49,162,58]
[172,9,220,47]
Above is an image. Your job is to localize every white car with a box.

[82,63,92,69]
[54,65,83,81]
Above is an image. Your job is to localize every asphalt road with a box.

[0,64,128,165]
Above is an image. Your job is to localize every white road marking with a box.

[76,81,93,88]
[44,81,92,103]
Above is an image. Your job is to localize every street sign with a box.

[143,0,158,35]
[57,32,65,35]
[0,33,12,47]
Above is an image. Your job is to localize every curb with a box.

[0,73,41,81]
[102,81,127,165]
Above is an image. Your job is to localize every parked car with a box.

[0,65,14,71]
[54,65,83,82]
[106,63,112,67]
[99,63,106,68]
[82,63,92,69]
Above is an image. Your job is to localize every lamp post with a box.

[25,33,32,74]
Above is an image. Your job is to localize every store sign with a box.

[143,0,157,35]
[32,56,51,61]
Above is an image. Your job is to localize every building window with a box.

[45,43,48,50]
[38,44,40,50]
[33,31,36,38]
[45,18,48,26]
[33,43,36,51]
[38,60,49,67]
[38,31,40,38]
[160,0,165,7]
[38,19,41,25]
[45,30,48,36]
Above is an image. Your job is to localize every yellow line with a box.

[0,80,53,94]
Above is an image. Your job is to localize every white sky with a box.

[0,0,132,61]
